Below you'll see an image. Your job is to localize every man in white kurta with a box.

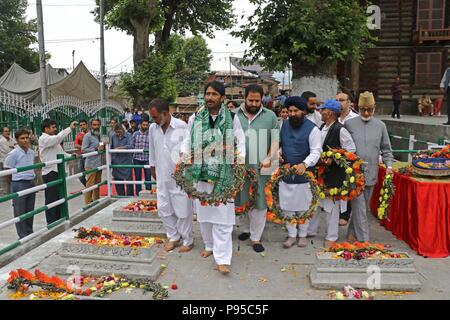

[336,92,359,226]
[279,96,322,249]
[306,99,356,247]
[181,81,246,274]
[148,99,194,253]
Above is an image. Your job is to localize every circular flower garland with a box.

[235,167,258,215]
[265,164,321,225]
[377,173,395,220]
[172,151,251,207]
[315,148,365,201]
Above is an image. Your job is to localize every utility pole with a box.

[72,50,75,70]
[36,0,48,104]
[100,0,106,106]
[229,55,233,100]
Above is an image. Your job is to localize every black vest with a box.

[320,121,346,188]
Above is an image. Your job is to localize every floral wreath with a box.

[265,164,321,225]
[377,173,395,220]
[7,269,168,300]
[315,148,365,201]
[235,167,258,215]
[173,153,251,207]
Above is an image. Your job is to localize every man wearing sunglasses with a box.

[343,91,394,242]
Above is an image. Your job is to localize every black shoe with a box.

[252,243,265,253]
[238,232,250,241]
[443,122,450,126]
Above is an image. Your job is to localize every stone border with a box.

[59,239,159,264]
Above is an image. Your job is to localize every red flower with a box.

[171,284,178,290]
[7,270,19,283]
[17,269,35,281]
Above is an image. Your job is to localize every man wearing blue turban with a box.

[279,96,322,248]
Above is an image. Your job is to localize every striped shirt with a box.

[133,129,149,161]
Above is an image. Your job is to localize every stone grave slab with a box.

[310,252,422,291]
[139,190,157,199]
[54,237,165,281]
[55,257,163,281]
[112,208,162,224]
[59,239,159,264]
[109,221,167,238]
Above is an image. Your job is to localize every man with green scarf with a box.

[235,84,279,253]
[181,81,246,275]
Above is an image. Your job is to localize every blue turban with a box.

[284,96,308,111]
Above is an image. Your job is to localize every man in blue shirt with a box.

[111,124,135,196]
[4,128,36,239]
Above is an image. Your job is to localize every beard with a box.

[245,104,261,115]
[360,116,372,122]
[289,115,304,128]
[92,128,101,136]
[307,107,315,114]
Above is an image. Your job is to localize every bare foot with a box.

[217,264,231,274]
[200,250,213,258]
[347,234,357,243]
[178,244,194,253]
[164,240,180,252]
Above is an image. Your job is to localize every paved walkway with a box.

[378,114,449,127]
[0,198,449,300]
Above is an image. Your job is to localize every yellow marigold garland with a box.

[315,148,365,201]
[265,164,321,225]
[377,173,395,220]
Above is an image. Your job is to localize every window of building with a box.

[417,0,446,30]
[415,52,442,85]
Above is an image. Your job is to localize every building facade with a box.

[338,0,450,114]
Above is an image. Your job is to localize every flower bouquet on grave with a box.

[123,199,158,212]
[73,227,163,248]
[325,242,409,260]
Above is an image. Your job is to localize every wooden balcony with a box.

[414,27,450,44]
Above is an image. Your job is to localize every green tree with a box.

[0,0,40,75]
[93,0,234,67]
[120,35,212,105]
[93,0,161,68]
[168,35,211,96]
[233,0,376,99]
[120,50,177,106]
[155,0,235,50]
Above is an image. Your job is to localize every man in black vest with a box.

[307,99,356,248]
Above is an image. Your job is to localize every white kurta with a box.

[306,110,324,127]
[279,126,322,211]
[338,110,359,125]
[181,112,246,226]
[148,116,194,220]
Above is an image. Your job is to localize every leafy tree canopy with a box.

[0,0,41,75]
[233,0,376,72]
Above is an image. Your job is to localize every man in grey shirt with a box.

[344,91,394,242]
[81,119,104,204]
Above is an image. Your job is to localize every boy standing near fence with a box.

[4,128,36,239]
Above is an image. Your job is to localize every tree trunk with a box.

[155,0,178,50]
[291,61,338,102]
[131,17,151,69]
